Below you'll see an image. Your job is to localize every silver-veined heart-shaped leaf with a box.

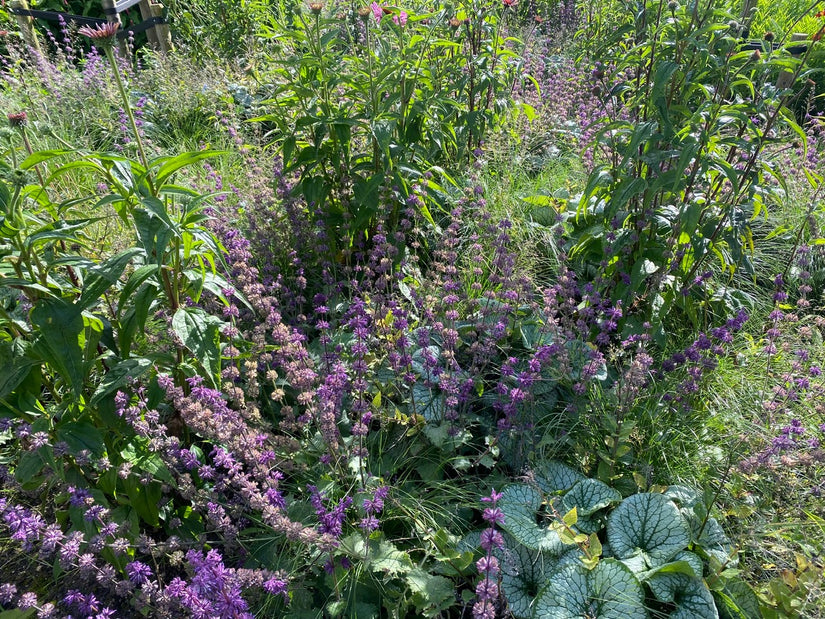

[535,461,585,494]
[682,511,735,567]
[499,539,558,618]
[607,493,690,567]
[533,559,646,619]
[664,485,701,508]
[563,478,621,517]
[647,572,719,619]
[499,484,566,555]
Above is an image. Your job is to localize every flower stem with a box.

[103,47,148,170]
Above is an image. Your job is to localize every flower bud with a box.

[7,111,27,128]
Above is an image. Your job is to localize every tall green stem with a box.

[104,47,149,170]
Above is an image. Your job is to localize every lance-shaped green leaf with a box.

[30,300,102,394]
[607,493,690,567]
[712,577,761,619]
[533,559,646,619]
[647,572,719,619]
[499,484,565,555]
[171,307,222,386]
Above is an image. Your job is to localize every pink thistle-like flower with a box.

[371,2,383,21]
[393,10,408,25]
[77,21,120,45]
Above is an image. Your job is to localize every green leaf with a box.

[563,478,621,518]
[533,559,646,619]
[56,420,106,457]
[152,151,226,186]
[14,450,46,486]
[19,149,73,169]
[664,486,701,508]
[123,476,162,527]
[91,357,153,406]
[411,383,444,422]
[118,264,158,313]
[647,572,719,619]
[406,567,455,614]
[499,484,566,555]
[24,218,101,251]
[0,609,37,618]
[714,577,761,619]
[499,540,557,618]
[0,342,38,399]
[607,493,690,567]
[30,300,102,394]
[134,197,176,264]
[120,442,173,484]
[78,248,143,310]
[171,307,222,386]
[683,511,735,567]
[535,461,585,494]
[369,539,414,575]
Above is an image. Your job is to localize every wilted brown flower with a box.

[308,2,324,14]
[7,112,27,128]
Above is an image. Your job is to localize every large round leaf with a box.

[647,572,719,619]
[535,461,585,494]
[499,540,557,618]
[682,511,735,567]
[499,484,566,555]
[533,559,647,619]
[607,493,690,566]
[563,478,621,517]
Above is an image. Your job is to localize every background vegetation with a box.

[0,0,824,616]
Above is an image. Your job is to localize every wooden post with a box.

[150,1,172,54]
[138,0,160,50]
[10,0,42,55]
[776,33,809,90]
[101,0,128,57]
[138,0,171,54]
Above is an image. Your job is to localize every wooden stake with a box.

[101,0,128,57]
[138,0,172,54]
[10,0,42,55]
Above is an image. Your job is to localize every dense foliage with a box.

[0,0,824,617]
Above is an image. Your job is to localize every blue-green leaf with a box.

[499,484,565,555]
[607,493,690,566]
[647,572,719,619]
[535,461,585,494]
[533,559,646,619]
[563,478,621,518]
[499,540,557,618]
